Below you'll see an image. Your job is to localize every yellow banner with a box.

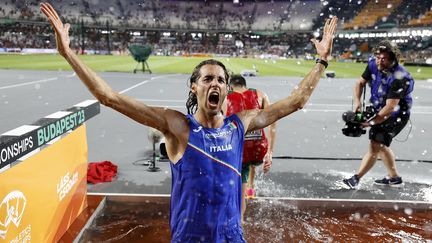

[0,125,88,243]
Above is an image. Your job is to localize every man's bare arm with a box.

[363,98,400,127]
[259,90,276,173]
[40,3,185,134]
[354,78,367,112]
[242,17,338,132]
[259,90,276,153]
[40,3,189,162]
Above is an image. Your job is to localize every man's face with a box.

[375,52,392,71]
[191,64,228,116]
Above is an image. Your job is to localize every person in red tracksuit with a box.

[224,74,276,223]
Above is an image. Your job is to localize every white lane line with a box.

[149,105,185,108]
[0,77,58,90]
[307,104,352,107]
[119,74,180,94]
[302,109,432,115]
[65,72,76,78]
[142,104,185,109]
[136,99,184,103]
[119,81,149,94]
[87,192,170,197]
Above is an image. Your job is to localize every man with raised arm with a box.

[40,3,337,242]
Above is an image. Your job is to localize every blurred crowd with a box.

[0,0,431,64]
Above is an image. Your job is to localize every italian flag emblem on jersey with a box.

[228,121,238,130]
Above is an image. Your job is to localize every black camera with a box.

[342,106,376,137]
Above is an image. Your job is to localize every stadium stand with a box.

[407,9,432,27]
[0,0,430,65]
[343,0,402,30]
[312,0,367,30]
[375,0,432,28]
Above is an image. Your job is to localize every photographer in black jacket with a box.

[343,40,414,189]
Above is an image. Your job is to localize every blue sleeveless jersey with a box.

[366,57,414,117]
[170,114,246,243]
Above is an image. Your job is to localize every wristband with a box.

[316,58,328,69]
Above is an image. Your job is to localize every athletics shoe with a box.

[246,188,255,199]
[342,174,360,189]
[374,176,403,187]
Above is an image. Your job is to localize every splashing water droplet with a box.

[404,208,413,215]
[353,212,361,221]
[394,71,404,80]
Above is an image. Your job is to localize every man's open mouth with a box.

[208,91,220,107]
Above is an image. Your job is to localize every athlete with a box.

[224,74,276,223]
[40,3,337,241]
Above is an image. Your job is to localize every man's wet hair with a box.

[373,40,401,63]
[186,59,230,114]
[229,74,247,87]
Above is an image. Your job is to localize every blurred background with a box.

[0,0,431,69]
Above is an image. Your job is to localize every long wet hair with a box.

[373,40,401,63]
[186,59,230,114]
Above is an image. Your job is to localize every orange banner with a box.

[0,125,88,243]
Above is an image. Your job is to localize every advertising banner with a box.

[0,125,88,242]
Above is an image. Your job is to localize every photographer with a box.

[343,40,414,189]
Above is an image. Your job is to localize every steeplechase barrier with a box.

[0,100,99,242]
